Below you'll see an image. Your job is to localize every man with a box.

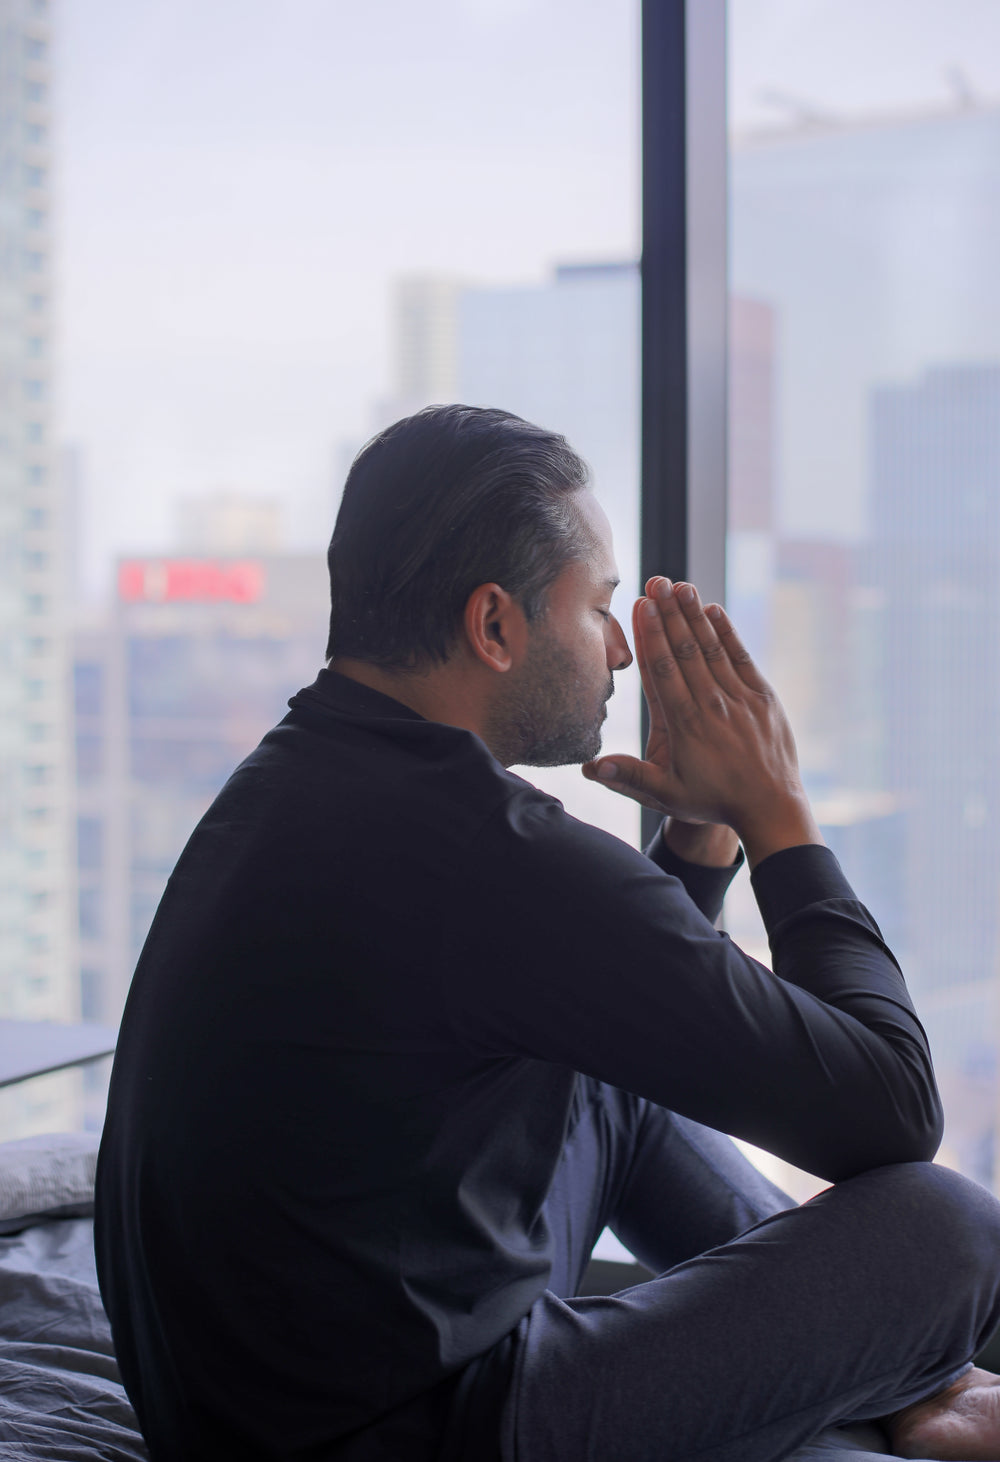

[97,404,1000,1462]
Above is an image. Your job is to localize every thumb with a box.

[581,755,672,814]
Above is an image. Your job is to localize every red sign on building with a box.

[118,559,265,605]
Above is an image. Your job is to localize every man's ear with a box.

[463,583,528,673]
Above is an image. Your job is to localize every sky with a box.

[55,0,1000,594]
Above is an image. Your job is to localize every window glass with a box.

[43,0,641,1086]
[728,0,1000,1196]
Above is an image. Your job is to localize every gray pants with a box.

[500,1079,1000,1462]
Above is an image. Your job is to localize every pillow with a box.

[0,1131,100,1234]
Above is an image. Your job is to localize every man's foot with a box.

[889,1367,1000,1459]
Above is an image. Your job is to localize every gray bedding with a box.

[0,1211,147,1460]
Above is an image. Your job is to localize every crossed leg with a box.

[502,1080,1000,1462]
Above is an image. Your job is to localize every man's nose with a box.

[607,616,633,672]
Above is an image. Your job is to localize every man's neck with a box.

[329,656,486,742]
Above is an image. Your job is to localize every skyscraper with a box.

[0,0,76,1022]
[730,102,1000,1187]
[73,503,329,1024]
[869,363,1000,1183]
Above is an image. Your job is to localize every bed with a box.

[0,1131,148,1460]
[0,1129,911,1462]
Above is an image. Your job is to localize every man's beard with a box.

[487,626,614,768]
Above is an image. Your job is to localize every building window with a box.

[78,887,102,940]
[74,661,103,716]
[25,471,46,492]
[77,816,103,871]
[80,968,102,1020]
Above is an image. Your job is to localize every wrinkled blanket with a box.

[0,1216,148,1460]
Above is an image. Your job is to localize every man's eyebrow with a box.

[602,577,621,593]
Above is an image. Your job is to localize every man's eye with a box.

[597,609,611,621]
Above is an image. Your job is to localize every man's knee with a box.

[848,1161,1000,1295]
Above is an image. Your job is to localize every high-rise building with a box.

[730,104,1000,1188]
[868,363,1000,1183]
[73,500,329,1024]
[0,0,76,1023]
[731,101,1000,541]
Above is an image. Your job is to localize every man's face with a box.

[493,492,632,768]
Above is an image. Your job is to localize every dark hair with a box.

[326,404,592,667]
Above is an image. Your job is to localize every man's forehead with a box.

[572,491,620,585]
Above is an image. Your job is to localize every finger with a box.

[582,754,675,814]
[631,596,671,734]
[633,588,701,721]
[702,603,774,695]
[666,582,746,697]
[643,578,729,703]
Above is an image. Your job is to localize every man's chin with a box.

[518,728,604,769]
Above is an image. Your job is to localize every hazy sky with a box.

[56,0,1000,592]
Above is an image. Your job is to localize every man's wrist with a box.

[661,818,740,869]
[736,795,824,871]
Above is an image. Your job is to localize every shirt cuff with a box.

[645,821,744,924]
[750,843,856,933]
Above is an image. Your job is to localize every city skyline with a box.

[56,0,1000,594]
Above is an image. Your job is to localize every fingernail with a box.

[655,579,673,598]
[642,598,659,617]
[595,761,618,780]
[707,604,722,620]
[678,584,695,603]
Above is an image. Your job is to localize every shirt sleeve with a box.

[440,788,942,1184]
[644,820,744,924]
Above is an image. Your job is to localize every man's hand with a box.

[582,577,822,869]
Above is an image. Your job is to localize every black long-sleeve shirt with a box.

[95,668,942,1461]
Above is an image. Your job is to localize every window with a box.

[77,816,103,871]
[78,887,102,939]
[727,0,1000,1195]
[74,662,103,716]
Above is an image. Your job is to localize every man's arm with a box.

[444,580,942,1182]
